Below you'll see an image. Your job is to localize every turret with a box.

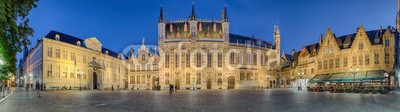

[189,4,198,39]
[158,6,166,43]
[222,6,230,43]
[274,25,281,58]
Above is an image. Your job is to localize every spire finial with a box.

[222,5,228,22]
[190,3,197,20]
[159,5,165,23]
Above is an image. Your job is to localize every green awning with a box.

[308,70,385,83]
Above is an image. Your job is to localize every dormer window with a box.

[359,43,363,50]
[105,51,109,55]
[76,41,81,46]
[55,34,60,40]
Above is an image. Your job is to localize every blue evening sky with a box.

[19,0,398,60]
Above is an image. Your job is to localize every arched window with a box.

[165,54,170,68]
[217,78,222,84]
[55,34,60,40]
[76,41,81,46]
[238,52,242,64]
[230,52,235,64]
[196,53,202,67]
[207,53,212,67]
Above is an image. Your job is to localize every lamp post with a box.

[192,75,195,91]
[77,70,83,91]
[297,70,304,90]
[350,66,359,90]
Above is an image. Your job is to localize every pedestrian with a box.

[169,84,172,95]
[36,81,41,98]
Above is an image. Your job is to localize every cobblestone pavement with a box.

[1,88,400,112]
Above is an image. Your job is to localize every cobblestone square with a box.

[1,88,400,112]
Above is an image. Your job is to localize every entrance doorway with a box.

[93,72,98,89]
[207,79,212,89]
[175,79,180,89]
[228,76,235,89]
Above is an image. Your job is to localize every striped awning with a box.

[308,70,385,83]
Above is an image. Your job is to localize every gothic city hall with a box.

[20,3,400,91]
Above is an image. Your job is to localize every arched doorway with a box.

[228,76,235,89]
[207,78,212,89]
[93,72,98,89]
[175,79,180,90]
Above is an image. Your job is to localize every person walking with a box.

[36,81,41,98]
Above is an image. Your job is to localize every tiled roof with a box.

[229,34,274,48]
[44,30,121,59]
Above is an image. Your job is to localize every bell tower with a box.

[189,4,198,39]
[222,6,230,44]
[274,25,281,58]
[158,6,166,44]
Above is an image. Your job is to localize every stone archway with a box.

[175,79,181,90]
[228,76,235,89]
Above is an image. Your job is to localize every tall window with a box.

[70,52,75,61]
[196,53,202,67]
[385,53,389,64]
[230,52,235,64]
[63,67,67,78]
[83,69,87,80]
[359,43,363,50]
[329,59,333,68]
[253,54,257,65]
[47,47,52,57]
[136,76,140,84]
[374,53,379,64]
[186,53,190,68]
[142,54,146,61]
[385,39,390,46]
[136,65,140,71]
[261,55,264,66]
[217,78,222,84]
[55,49,60,58]
[63,50,68,60]
[359,55,363,65]
[175,54,180,68]
[186,73,191,84]
[165,54,170,68]
[246,53,251,64]
[196,73,201,84]
[147,64,151,71]
[365,54,370,65]
[130,76,135,84]
[352,56,357,66]
[335,58,339,68]
[323,60,327,69]
[207,53,212,67]
[318,61,322,70]
[47,64,52,77]
[218,53,222,67]
[238,52,242,64]
[54,65,60,78]
[343,57,348,67]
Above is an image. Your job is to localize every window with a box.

[352,56,357,66]
[70,52,75,61]
[63,67,67,78]
[142,54,146,61]
[154,64,158,71]
[218,53,222,67]
[217,78,222,84]
[70,68,74,79]
[47,47,52,57]
[230,52,235,64]
[165,54,170,68]
[335,58,339,68]
[329,59,333,68]
[374,53,379,64]
[136,76,140,84]
[147,64,151,71]
[359,43,363,50]
[165,73,169,84]
[253,54,257,65]
[130,76,135,84]
[186,53,190,68]
[186,73,191,84]
[207,53,212,67]
[83,55,86,63]
[311,68,314,74]
[136,65,140,72]
[238,52,242,64]
[385,53,389,64]
[196,53,202,67]
[246,53,251,64]
[365,54,370,65]
[175,54,180,68]
[359,55,363,65]
[196,73,201,84]
[63,50,68,60]
[240,72,245,80]
[83,70,87,80]
[323,60,327,69]
[318,61,322,70]
[47,64,52,77]
[77,53,81,62]
[247,72,253,80]
[343,57,348,67]
[261,55,264,66]
[385,39,390,46]
[55,49,60,58]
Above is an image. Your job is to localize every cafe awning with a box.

[308,70,385,83]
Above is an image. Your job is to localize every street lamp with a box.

[192,75,195,91]
[77,70,83,91]
[297,70,304,90]
[350,66,359,90]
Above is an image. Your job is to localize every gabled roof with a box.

[44,30,121,59]
[229,34,274,48]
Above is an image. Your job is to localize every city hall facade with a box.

[21,5,281,90]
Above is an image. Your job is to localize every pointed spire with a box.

[189,3,197,20]
[159,5,165,23]
[222,5,229,22]
[319,34,323,44]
